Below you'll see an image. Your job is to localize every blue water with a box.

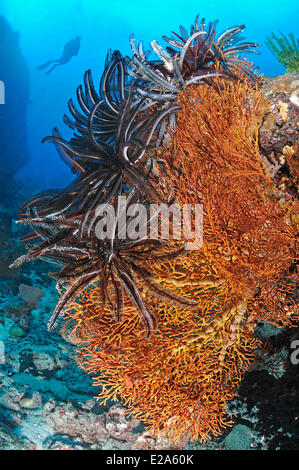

[0,0,298,192]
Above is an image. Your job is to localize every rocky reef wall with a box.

[0,14,30,209]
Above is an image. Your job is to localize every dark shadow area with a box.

[238,326,299,450]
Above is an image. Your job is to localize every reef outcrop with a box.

[0,15,30,209]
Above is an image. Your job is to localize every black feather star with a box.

[11,206,198,336]
[126,14,260,103]
[20,51,178,230]
[11,50,193,335]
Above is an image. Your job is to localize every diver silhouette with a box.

[37,36,81,75]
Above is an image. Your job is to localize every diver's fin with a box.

[46,63,60,75]
[37,60,55,71]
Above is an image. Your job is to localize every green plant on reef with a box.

[266,32,299,72]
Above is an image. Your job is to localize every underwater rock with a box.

[0,15,30,210]
[223,424,253,450]
[32,351,59,374]
[259,73,299,201]
[0,170,21,209]
[43,402,108,444]
[260,74,299,157]
[0,15,30,173]
[18,283,45,307]
[41,401,146,449]
[131,430,188,451]
[104,405,142,443]
[9,325,26,337]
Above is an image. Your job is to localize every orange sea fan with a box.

[61,272,261,442]
[58,242,265,442]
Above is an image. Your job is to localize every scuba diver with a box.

[37,36,81,75]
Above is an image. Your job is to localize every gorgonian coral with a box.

[60,74,298,442]
[11,14,298,443]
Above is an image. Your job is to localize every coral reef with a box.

[258,74,299,206]
[235,327,299,450]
